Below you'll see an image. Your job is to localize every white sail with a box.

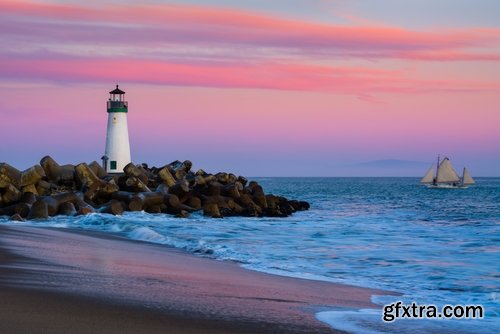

[436,158,460,183]
[462,168,475,185]
[420,165,434,183]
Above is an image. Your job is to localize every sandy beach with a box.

[0,225,389,334]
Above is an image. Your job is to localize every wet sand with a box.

[0,225,388,334]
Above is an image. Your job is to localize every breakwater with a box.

[0,157,309,220]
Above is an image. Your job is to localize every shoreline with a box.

[0,225,392,334]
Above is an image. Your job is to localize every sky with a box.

[0,0,499,176]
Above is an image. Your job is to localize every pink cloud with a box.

[0,1,499,103]
[1,55,498,96]
[1,0,499,60]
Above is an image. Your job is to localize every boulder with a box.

[0,158,310,220]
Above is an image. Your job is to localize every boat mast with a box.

[435,154,440,183]
[461,167,465,185]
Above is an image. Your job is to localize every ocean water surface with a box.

[1,177,498,333]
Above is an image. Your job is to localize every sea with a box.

[1,177,499,333]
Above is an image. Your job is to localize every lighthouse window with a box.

[110,161,117,170]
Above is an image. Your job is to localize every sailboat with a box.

[421,156,475,188]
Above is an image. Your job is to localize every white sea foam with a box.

[315,307,496,334]
[128,226,168,244]
[316,309,381,334]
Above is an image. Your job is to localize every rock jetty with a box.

[0,157,310,221]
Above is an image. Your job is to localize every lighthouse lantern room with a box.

[103,85,131,173]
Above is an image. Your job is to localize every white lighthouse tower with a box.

[102,85,131,173]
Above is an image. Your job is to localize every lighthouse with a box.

[102,85,131,173]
